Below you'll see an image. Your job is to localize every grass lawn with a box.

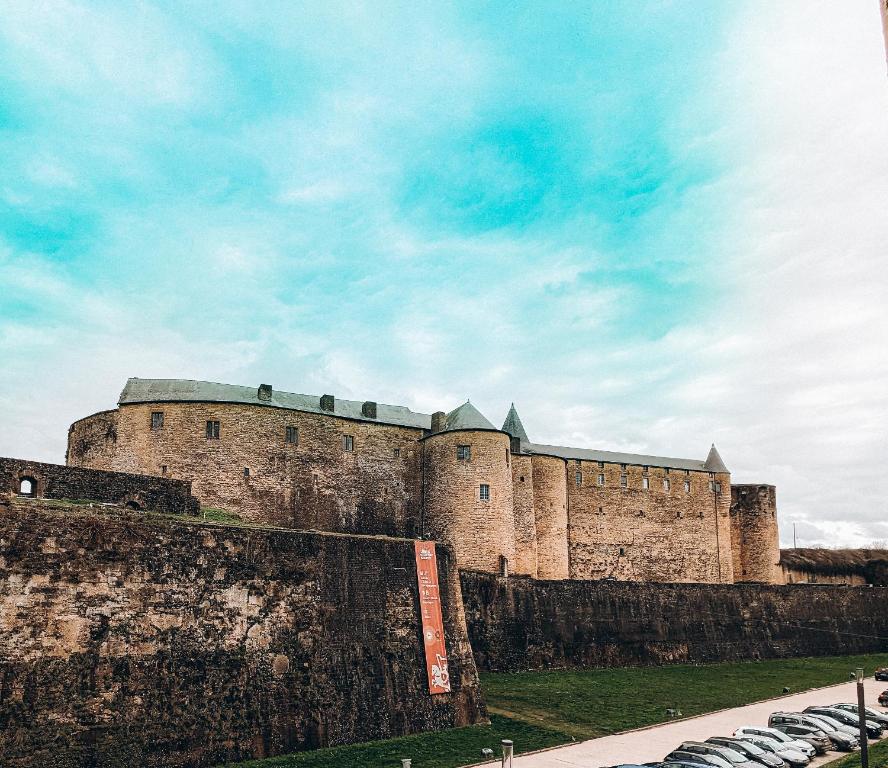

[221,653,888,768]
[822,739,888,768]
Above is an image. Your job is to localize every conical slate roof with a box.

[704,443,729,473]
[501,403,529,442]
[443,400,496,432]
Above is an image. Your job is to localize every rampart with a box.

[0,456,199,515]
[460,570,888,672]
[0,500,484,768]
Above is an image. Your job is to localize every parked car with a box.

[677,741,760,768]
[706,737,787,767]
[774,724,832,755]
[666,750,733,768]
[804,706,883,739]
[830,703,888,727]
[788,713,859,751]
[874,668,888,682]
[731,731,809,768]
[879,690,888,707]
[734,727,815,758]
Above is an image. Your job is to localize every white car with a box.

[732,729,811,767]
[734,727,815,758]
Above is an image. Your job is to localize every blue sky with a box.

[1,1,886,546]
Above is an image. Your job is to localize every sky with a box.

[0,1,886,547]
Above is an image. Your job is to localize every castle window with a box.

[161,465,167,475]
[479,484,490,501]
[506,448,510,466]
[620,463,627,470]
[575,459,581,466]
[243,467,250,478]
[620,474,627,487]
[642,476,649,490]
[285,426,298,445]
[598,506,603,514]
[575,471,582,487]
[709,480,715,491]
[597,473,605,486]
[715,481,722,493]
[619,546,625,556]
[519,476,525,483]
[664,467,670,474]
[684,480,691,493]
[206,420,220,439]
[510,436,521,454]
[18,477,35,496]
[457,445,471,461]
[343,435,354,452]
[598,461,604,468]
[643,465,649,472]
[393,447,401,458]
[151,411,164,430]
[663,478,671,491]
[685,469,690,476]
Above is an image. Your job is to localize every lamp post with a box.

[501,739,514,768]
[856,668,869,768]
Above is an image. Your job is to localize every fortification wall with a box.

[0,456,198,514]
[510,454,537,577]
[68,402,423,534]
[460,570,888,672]
[730,484,782,583]
[531,455,569,579]
[782,566,868,586]
[423,430,515,574]
[0,500,484,768]
[566,462,734,583]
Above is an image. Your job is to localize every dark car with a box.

[831,703,888,727]
[666,750,733,768]
[707,737,786,767]
[804,706,883,739]
[879,690,888,707]
[678,741,760,768]
[767,722,830,754]
[875,668,888,682]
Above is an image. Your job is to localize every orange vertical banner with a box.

[414,540,451,694]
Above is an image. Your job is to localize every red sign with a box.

[414,540,451,694]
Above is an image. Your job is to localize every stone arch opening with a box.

[18,476,37,497]
[125,500,142,511]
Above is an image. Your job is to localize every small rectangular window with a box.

[161,465,167,475]
[597,473,605,486]
[574,458,581,466]
[642,476,649,490]
[393,447,401,458]
[479,483,490,501]
[575,471,582,487]
[620,474,627,487]
[620,463,627,470]
[684,480,691,493]
[664,467,670,474]
[243,467,250,478]
[598,461,604,468]
[285,426,298,444]
[457,445,471,461]
[643,465,649,472]
[715,481,722,493]
[598,506,603,514]
[343,435,354,452]
[151,411,164,430]
[663,478,671,491]
[206,420,220,439]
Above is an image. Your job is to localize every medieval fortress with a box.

[66,377,782,584]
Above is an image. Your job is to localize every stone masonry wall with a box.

[0,457,199,515]
[567,462,734,583]
[0,500,485,768]
[68,403,423,535]
[423,430,516,574]
[531,455,569,579]
[460,570,888,672]
[731,484,783,583]
[510,454,537,577]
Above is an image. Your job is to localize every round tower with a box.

[530,454,569,579]
[730,484,782,583]
[422,402,516,574]
[501,404,538,577]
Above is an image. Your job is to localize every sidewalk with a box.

[482,677,887,768]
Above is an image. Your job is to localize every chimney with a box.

[361,401,377,419]
[257,384,272,401]
[430,411,446,433]
[320,394,335,412]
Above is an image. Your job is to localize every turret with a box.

[502,404,537,577]
[730,484,782,583]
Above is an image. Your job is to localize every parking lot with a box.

[482,676,887,768]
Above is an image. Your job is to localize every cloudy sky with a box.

[1,1,886,547]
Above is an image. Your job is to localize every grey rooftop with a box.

[118,378,727,472]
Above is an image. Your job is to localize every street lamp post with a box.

[856,668,869,768]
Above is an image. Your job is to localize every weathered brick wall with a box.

[460,570,888,672]
[510,454,537,577]
[423,430,515,574]
[0,500,485,768]
[68,403,423,535]
[731,484,782,583]
[567,462,734,583]
[782,566,868,585]
[531,455,569,579]
[67,409,119,467]
[0,457,198,514]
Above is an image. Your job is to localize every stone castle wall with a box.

[566,460,734,582]
[423,430,516,574]
[509,453,538,577]
[530,455,569,579]
[460,570,888,672]
[0,456,198,515]
[69,403,423,536]
[731,484,782,583]
[0,500,484,768]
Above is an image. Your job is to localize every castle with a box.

[66,377,782,584]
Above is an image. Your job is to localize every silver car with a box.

[735,727,815,758]
[732,730,810,768]
[678,741,761,768]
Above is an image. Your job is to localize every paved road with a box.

[484,677,887,768]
